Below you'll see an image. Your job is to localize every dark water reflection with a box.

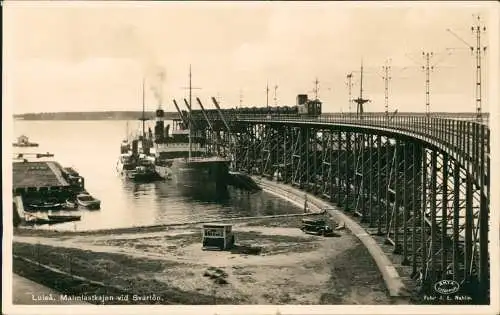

[13,120,302,231]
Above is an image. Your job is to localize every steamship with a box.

[117,135,159,182]
[151,66,231,197]
[116,78,161,182]
[152,108,230,196]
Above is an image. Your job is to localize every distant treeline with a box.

[14,111,180,121]
[14,111,486,121]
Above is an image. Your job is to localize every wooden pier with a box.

[12,159,87,226]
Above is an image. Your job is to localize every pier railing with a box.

[194,112,489,191]
[322,112,489,125]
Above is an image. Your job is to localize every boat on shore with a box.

[13,135,38,147]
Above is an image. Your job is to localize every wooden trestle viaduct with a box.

[190,106,490,303]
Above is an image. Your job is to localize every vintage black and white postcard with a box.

[2,1,499,315]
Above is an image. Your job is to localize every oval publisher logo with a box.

[434,280,460,295]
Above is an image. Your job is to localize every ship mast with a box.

[126,121,129,140]
[188,65,192,160]
[141,77,146,138]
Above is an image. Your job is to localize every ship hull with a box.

[116,164,137,180]
[155,163,173,180]
[118,168,160,182]
[129,171,161,183]
[117,157,160,182]
[156,157,230,199]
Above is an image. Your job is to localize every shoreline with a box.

[13,214,393,305]
[14,212,324,237]
[11,178,417,305]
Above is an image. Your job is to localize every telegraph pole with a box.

[422,52,434,116]
[346,73,353,113]
[406,49,452,115]
[273,85,278,106]
[472,16,487,122]
[239,89,243,109]
[447,15,487,122]
[266,83,270,108]
[382,60,392,118]
[313,77,320,100]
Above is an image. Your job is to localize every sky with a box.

[3,1,498,114]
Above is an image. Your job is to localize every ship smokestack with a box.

[132,139,139,156]
[155,109,165,142]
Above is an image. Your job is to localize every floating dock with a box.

[12,160,88,226]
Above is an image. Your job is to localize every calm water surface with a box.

[13,120,302,231]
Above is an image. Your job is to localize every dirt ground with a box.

[13,215,392,304]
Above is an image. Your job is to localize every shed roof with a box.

[13,161,70,190]
[202,223,233,228]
